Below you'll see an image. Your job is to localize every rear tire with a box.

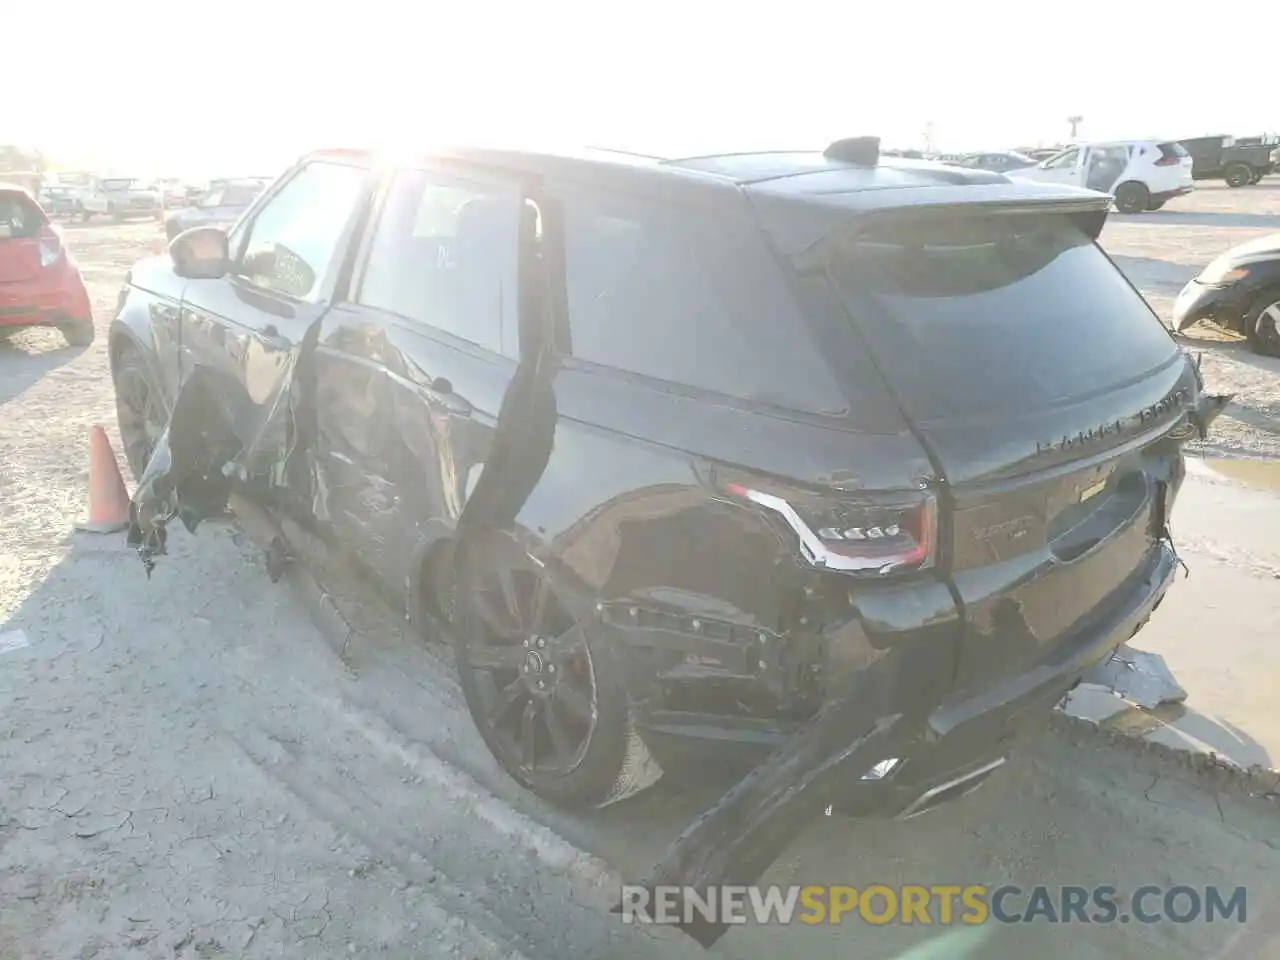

[60,317,95,347]
[452,531,660,809]
[1114,181,1149,214]
[1145,199,1166,211]
[1245,288,1280,358]
[1225,164,1252,188]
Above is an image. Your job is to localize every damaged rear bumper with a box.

[624,541,1180,946]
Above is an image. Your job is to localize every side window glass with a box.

[558,188,848,415]
[355,169,518,355]
[235,162,367,301]
[1046,149,1080,169]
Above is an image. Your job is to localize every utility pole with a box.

[1067,115,1083,141]
[922,120,935,155]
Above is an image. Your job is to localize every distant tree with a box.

[0,145,47,173]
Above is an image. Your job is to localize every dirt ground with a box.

[2,187,1279,960]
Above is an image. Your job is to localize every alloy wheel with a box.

[461,563,598,776]
[1257,300,1280,354]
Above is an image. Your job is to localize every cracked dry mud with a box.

[1,194,1279,960]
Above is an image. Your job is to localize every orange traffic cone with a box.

[74,424,131,534]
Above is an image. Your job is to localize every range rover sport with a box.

[112,137,1228,822]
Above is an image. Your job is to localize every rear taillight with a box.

[721,481,937,575]
[38,227,62,267]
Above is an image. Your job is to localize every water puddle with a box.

[1192,457,1280,491]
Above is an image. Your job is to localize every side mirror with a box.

[169,226,230,280]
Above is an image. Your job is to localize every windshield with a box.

[821,212,1179,420]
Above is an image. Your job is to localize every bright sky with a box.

[6,1,1276,179]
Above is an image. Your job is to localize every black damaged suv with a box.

[112,137,1227,818]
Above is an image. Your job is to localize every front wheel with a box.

[112,343,166,477]
[1114,181,1150,214]
[452,532,659,809]
[1245,288,1280,358]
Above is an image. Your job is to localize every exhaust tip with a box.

[896,756,1006,820]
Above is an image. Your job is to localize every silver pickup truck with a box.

[76,177,162,222]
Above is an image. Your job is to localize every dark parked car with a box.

[1173,234,1280,355]
[163,178,267,240]
[1178,135,1275,186]
[110,141,1226,822]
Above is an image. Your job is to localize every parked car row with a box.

[163,178,270,240]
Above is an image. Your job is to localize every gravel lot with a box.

[1,186,1278,960]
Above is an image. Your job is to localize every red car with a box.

[0,183,94,346]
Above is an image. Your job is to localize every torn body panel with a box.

[127,314,325,574]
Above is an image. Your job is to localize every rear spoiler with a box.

[752,185,1114,258]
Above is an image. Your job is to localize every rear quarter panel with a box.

[518,364,935,629]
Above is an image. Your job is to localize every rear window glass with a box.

[0,192,45,238]
[559,188,849,416]
[1159,142,1189,159]
[822,213,1178,421]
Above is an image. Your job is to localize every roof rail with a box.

[823,137,880,166]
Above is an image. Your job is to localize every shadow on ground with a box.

[0,334,85,405]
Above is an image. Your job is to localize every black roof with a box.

[315,142,1011,193]
[306,142,1109,253]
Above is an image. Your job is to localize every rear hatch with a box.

[1155,141,1194,185]
[0,190,50,284]
[814,206,1195,695]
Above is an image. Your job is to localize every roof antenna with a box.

[823,137,880,166]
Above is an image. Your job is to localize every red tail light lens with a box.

[722,481,937,575]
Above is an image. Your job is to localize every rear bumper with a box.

[846,541,1178,817]
[0,270,93,329]
[641,541,1179,817]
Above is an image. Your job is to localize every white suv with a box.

[1008,139,1194,213]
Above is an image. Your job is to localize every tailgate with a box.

[0,237,43,283]
[817,206,1196,692]
[931,358,1195,694]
